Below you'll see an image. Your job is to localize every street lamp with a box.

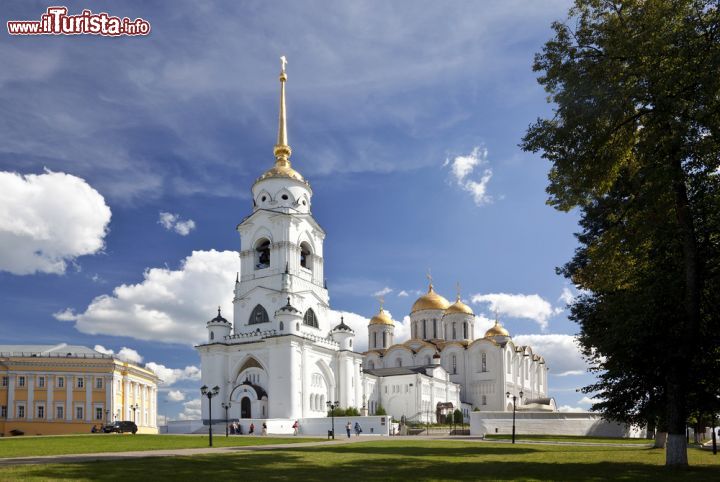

[201,385,220,447]
[221,402,231,437]
[130,403,139,423]
[505,391,523,444]
[105,409,110,425]
[326,400,340,440]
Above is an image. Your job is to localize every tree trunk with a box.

[654,431,667,448]
[666,434,688,466]
[664,152,700,467]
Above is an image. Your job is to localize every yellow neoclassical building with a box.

[0,344,160,436]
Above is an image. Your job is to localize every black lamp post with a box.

[326,400,340,440]
[221,402,231,437]
[130,403,139,423]
[201,385,220,447]
[505,391,523,444]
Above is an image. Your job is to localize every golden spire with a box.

[426,269,433,291]
[376,295,385,312]
[456,281,461,301]
[273,55,292,167]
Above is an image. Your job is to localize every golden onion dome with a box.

[484,320,510,338]
[444,297,474,316]
[255,161,307,185]
[411,284,450,313]
[369,308,394,326]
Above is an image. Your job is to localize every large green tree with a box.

[522,0,720,466]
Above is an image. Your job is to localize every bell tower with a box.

[234,57,329,336]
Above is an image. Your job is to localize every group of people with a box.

[227,420,301,436]
[345,421,362,438]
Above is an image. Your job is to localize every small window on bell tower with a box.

[255,239,270,270]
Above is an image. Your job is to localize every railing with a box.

[0,352,112,359]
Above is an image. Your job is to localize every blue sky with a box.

[0,0,598,419]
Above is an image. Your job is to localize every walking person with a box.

[292,420,299,436]
[262,422,268,436]
[249,422,255,435]
[346,421,352,438]
[354,422,362,437]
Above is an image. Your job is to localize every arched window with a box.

[349,339,352,348]
[300,242,312,270]
[279,321,284,331]
[374,332,377,349]
[422,320,427,339]
[482,395,487,405]
[452,354,457,374]
[249,305,269,325]
[463,322,468,339]
[452,322,457,340]
[303,308,318,328]
[210,332,214,341]
[433,319,437,338]
[481,353,487,372]
[383,331,387,348]
[255,239,270,269]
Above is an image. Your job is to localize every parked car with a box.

[103,421,138,434]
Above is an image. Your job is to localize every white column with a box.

[47,375,54,420]
[123,378,129,421]
[85,377,92,421]
[153,387,158,427]
[27,375,34,420]
[7,375,15,419]
[106,376,113,423]
[66,376,73,421]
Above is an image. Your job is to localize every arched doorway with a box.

[241,397,251,419]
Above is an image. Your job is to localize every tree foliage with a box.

[522,0,720,467]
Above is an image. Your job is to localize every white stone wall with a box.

[470,411,642,438]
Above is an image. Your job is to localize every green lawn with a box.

[0,440,717,481]
[483,434,651,445]
[0,434,320,458]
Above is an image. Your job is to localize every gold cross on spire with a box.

[376,295,385,311]
[456,281,461,301]
[426,268,433,291]
[280,55,287,73]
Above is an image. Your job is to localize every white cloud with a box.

[578,396,600,406]
[558,405,585,413]
[92,345,143,364]
[474,314,496,338]
[397,290,409,297]
[444,147,493,206]
[372,286,393,297]
[558,286,575,306]
[93,345,114,356]
[146,362,201,387]
[158,211,196,236]
[117,347,143,364]
[54,308,77,322]
[178,398,202,420]
[555,370,585,377]
[512,334,589,376]
[167,390,186,402]
[0,170,111,275]
[66,249,238,345]
[471,292,562,331]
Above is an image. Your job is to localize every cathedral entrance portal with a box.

[241,397,251,419]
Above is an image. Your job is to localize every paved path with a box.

[0,435,653,467]
[0,437,369,467]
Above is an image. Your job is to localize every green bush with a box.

[453,409,463,424]
[374,405,387,416]
[345,406,360,416]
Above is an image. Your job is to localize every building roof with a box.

[0,344,108,358]
[363,365,440,378]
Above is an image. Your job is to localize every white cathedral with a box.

[196,60,552,425]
